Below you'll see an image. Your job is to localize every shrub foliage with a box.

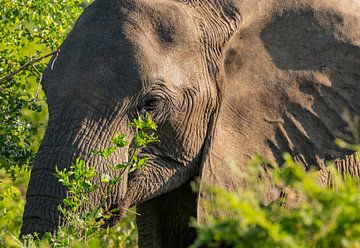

[192,153,360,248]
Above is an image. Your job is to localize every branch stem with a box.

[0,50,58,84]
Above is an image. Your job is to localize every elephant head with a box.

[21,0,360,246]
[20,0,244,240]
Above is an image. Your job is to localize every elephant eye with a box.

[140,95,163,114]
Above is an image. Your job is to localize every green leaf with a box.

[115,163,128,170]
[144,112,158,130]
[92,147,117,158]
[137,157,149,168]
[91,149,104,157]
[112,133,129,148]
[63,198,75,208]
[101,173,112,183]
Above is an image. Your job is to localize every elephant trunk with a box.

[21,110,129,236]
[21,145,70,236]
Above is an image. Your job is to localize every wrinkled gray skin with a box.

[21,0,360,247]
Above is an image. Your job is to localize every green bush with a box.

[0,169,29,247]
[192,153,360,248]
[0,0,91,176]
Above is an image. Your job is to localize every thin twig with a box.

[126,208,140,216]
[31,62,43,100]
[51,49,60,70]
[0,50,58,84]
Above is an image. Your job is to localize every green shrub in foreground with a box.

[192,153,360,248]
[0,169,29,247]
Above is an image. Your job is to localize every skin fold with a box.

[21,0,360,247]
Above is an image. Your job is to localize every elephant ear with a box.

[196,1,360,222]
[178,0,242,80]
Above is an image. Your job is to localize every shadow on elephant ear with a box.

[261,8,360,168]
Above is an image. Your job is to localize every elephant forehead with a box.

[44,0,202,92]
[121,0,199,45]
[72,0,199,50]
[118,1,203,88]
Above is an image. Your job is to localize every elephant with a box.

[21,0,360,247]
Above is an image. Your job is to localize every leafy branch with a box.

[52,113,159,245]
[0,50,59,84]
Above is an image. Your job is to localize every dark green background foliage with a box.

[0,0,90,176]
